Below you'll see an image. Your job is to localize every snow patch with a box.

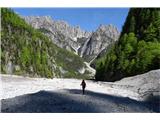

[80,37,90,57]
[72,37,77,41]
[78,67,85,74]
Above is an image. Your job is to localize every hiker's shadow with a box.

[66,89,82,94]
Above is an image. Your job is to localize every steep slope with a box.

[23,16,120,63]
[1,8,92,79]
[23,16,91,54]
[79,24,119,62]
[96,8,160,81]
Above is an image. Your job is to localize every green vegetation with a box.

[1,8,89,79]
[96,8,160,81]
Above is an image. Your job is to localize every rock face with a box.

[23,16,91,54]
[79,24,120,62]
[23,16,120,62]
[1,8,95,79]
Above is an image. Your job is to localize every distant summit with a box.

[24,16,120,62]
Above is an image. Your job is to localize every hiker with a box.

[80,80,86,95]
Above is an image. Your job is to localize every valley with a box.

[1,8,160,113]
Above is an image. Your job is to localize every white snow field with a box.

[1,69,160,112]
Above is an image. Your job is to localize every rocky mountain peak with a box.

[23,16,120,63]
[78,24,120,62]
[96,24,120,40]
[24,16,91,39]
[23,16,53,29]
[23,16,92,54]
[98,24,118,32]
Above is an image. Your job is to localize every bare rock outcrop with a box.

[79,24,120,62]
[23,16,120,62]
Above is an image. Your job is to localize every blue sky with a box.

[13,8,129,32]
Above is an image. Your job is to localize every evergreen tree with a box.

[96,8,160,82]
[1,8,88,79]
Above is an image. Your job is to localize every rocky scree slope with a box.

[1,69,160,112]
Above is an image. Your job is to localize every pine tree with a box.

[96,8,160,82]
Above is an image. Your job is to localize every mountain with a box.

[23,16,120,62]
[79,24,119,62]
[23,16,91,54]
[95,8,160,82]
[1,8,93,79]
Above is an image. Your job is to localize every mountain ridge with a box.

[23,16,120,62]
[1,8,94,79]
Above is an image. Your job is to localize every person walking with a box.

[80,80,86,95]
